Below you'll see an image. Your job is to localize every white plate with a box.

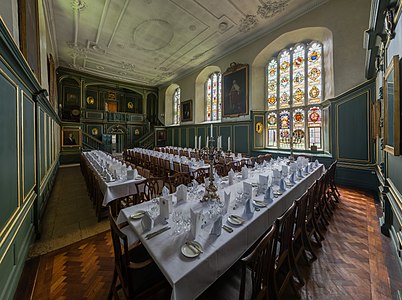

[181,241,202,258]
[130,210,145,220]
[227,215,244,226]
[253,200,267,208]
[135,176,143,180]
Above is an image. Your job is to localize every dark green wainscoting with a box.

[0,20,60,300]
[167,122,251,154]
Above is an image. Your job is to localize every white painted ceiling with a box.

[48,0,328,87]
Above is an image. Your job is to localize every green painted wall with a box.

[0,19,60,300]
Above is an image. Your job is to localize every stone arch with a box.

[251,27,334,111]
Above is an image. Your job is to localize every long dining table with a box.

[117,161,325,300]
[83,151,146,206]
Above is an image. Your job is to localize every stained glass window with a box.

[265,41,323,151]
[173,87,180,125]
[267,59,277,110]
[266,112,277,147]
[279,110,291,148]
[205,72,222,121]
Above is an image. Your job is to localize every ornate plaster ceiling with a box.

[48,0,328,86]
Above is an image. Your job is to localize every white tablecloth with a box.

[117,164,324,300]
[83,152,145,206]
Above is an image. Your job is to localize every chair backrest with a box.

[193,168,208,184]
[294,191,309,233]
[166,172,191,193]
[173,161,181,173]
[108,206,131,296]
[181,163,190,174]
[214,163,227,177]
[136,177,164,202]
[275,202,296,259]
[240,224,277,300]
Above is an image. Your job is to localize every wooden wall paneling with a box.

[336,90,370,162]
[253,114,265,149]
[234,124,250,155]
[173,128,180,146]
[181,127,187,147]
[0,68,19,234]
[198,127,206,149]
[188,127,196,148]
[218,125,231,151]
[22,91,35,202]
[39,110,45,183]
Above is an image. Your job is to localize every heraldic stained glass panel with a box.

[279,51,290,109]
[266,112,277,147]
[292,44,305,107]
[307,42,322,105]
[279,110,291,148]
[267,59,278,110]
[293,108,305,149]
[308,106,322,148]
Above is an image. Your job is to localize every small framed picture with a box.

[62,127,81,148]
[181,100,193,122]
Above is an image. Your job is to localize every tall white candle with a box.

[228,136,231,151]
[199,136,201,149]
[210,124,213,137]
[194,136,197,149]
[206,136,209,147]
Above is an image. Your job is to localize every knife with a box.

[145,226,171,240]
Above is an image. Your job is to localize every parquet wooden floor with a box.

[15,186,402,300]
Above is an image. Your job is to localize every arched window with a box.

[173,87,181,125]
[205,72,222,121]
[266,41,323,150]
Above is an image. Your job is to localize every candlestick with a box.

[206,136,209,148]
[228,136,231,151]
[210,124,213,137]
[195,136,197,149]
[198,136,201,149]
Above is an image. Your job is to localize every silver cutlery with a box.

[145,226,171,239]
[222,225,233,233]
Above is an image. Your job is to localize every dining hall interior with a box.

[1,0,402,299]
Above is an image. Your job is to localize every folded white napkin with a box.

[127,169,134,180]
[315,159,319,167]
[243,181,253,200]
[282,165,289,177]
[259,174,269,193]
[289,162,297,173]
[264,186,274,203]
[190,208,202,239]
[205,178,210,187]
[297,168,304,178]
[160,195,173,213]
[141,212,153,232]
[154,198,169,225]
[176,184,187,203]
[228,169,235,185]
[106,173,113,182]
[210,216,222,236]
[290,172,296,184]
[279,178,286,192]
[244,198,254,216]
[223,191,231,215]
[134,169,138,178]
[304,165,310,174]
[162,186,170,197]
[241,166,248,179]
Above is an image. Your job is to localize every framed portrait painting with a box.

[384,55,400,156]
[181,100,193,122]
[222,63,249,117]
[62,127,81,148]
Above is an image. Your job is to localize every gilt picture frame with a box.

[222,63,249,117]
[62,127,81,148]
[384,55,400,156]
[181,100,193,122]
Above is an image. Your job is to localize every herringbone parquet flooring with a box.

[16,186,402,300]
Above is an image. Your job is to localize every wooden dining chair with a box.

[293,191,317,267]
[193,168,208,184]
[135,177,165,203]
[107,207,171,300]
[305,181,325,247]
[198,224,277,300]
[214,163,227,177]
[273,202,300,299]
[180,163,190,174]
[173,161,181,173]
[166,172,191,193]
[327,160,341,202]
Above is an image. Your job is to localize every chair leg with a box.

[303,233,318,261]
[290,249,304,285]
[108,269,117,300]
